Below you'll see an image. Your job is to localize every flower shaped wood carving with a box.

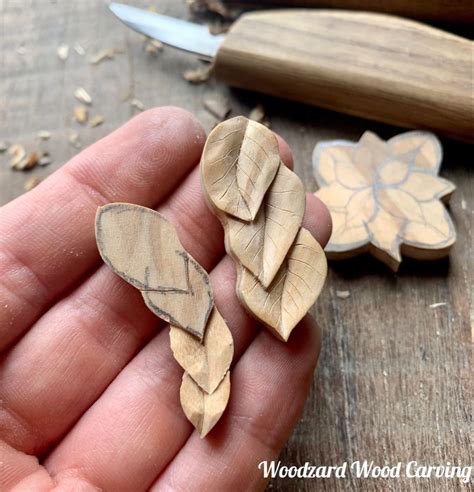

[313,131,456,271]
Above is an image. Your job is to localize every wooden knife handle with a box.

[214,10,473,142]
[224,1,474,23]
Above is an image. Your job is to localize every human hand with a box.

[0,107,331,491]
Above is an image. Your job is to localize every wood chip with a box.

[24,176,41,191]
[89,48,116,64]
[0,141,7,153]
[73,42,86,56]
[144,38,164,55]
[12,151,39,171]
[183,65,212,84]
[336,290,351,299]
[16,45,27,55]
[74,87,92,105]
[130,98,145,111]
[37,131,51,140]
[249,103,269,127]
[68,131,81,149]
[74,106,89,124]
[38,152,52,166]
[430,302,447,308]
[203,96,231,121]
[8,144,26,168]
[57,44,69,60]
[89,115,105,128]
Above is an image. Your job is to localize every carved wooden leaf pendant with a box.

[95,203,213,339]
[238,228,327,341]
[180,371,231,438]
[226,163,305,288]
[170,307,233,394]
[201,116,280,222]
[313,131,456,271]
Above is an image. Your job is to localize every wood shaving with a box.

[0,141,7,153]
[74,87,92,105]
[89,115,105,127]
[74,106,89,124]
[147,5,158,12]
[24,176,41,191]
[12,152,39,171]
[144,38,164,55]
[89,48,116,65]
[130,98,145,111]
[68,131,81,149]
[38,152,52,166]
[37,131,51,140]
[430,302,447,308]
[336,290,351,299]
[8,144,26,168]
[203,96,230,121]
[249,103,269,127]
[73,42,86,55]
[57,44,69,60]
[183,65,212,84]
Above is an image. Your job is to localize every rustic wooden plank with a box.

[0,1,471,490]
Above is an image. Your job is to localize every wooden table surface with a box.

[1,1,472,490]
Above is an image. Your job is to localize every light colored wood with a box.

[3,2,471,487]
[95,203,213,339]
[214,10,474,142]
[200,116,280,221]
[223,0,474,23]
[180,371,231,439]
[170,307,233,394]
[226,163,305,287]
[95,203,233,437]
[238,228,327,341]
[313,131,456,271]
[201,117,327,340]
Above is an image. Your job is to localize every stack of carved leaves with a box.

[201,116,327,341]
[95,204,233,437]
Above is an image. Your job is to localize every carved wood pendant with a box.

[201,116,327,341]
[95,203,233,437]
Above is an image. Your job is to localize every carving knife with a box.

[110,3,473,142]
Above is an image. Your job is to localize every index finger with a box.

[0,107,205,351]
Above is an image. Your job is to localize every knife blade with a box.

[110,3,473,142]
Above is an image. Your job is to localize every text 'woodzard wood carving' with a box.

[201,116,327,341]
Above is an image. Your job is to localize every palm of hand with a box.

[0,108,331,491]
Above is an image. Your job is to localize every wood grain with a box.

[222,0,474,23]
[313,131,456,271]
[1,1,471,489]
[214,10,474,142]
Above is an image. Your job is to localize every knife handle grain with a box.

[214,10,473,142]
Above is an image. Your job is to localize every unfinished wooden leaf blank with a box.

[238,228,327,341]
[95,202,234,437]
[313,131,456,271]
[170,307,233,394]
[201,116,280,222]
[95,203,213,339]
[225,163,305,288]
[180,371,231,438]
[201,117,327,341]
